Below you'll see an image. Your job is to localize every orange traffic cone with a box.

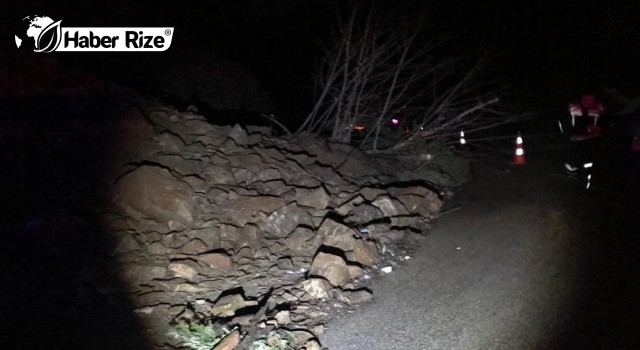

[512,131,526,165]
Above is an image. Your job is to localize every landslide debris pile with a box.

[87,105,444,349]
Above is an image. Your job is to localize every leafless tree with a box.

[297,5,516,152]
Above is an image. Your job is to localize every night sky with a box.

[4,0,640,116]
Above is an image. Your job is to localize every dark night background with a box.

[3,0,640,119]
[2,1,640,349]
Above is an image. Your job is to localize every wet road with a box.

[321,143,640,350]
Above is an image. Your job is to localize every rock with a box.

[304,339,323,350]
[212,329,241,350]
[274,310,291,325]
[380,266,393,273]
[261,203,312,238]
[351,203,385,223]
[196,252,233,272]
[112,165,196,226]
[312,324,325,336]
[249,179,289,196]
[347,264,364,279]
[178,238,209,255]
[231,152,264,172]
[219,195,285,226]
[202,161,236,186]
[162,232,187,249]
[292,187,330,210]
[359,187,387,201]
[167,261,199,280]
[184,117,216,136]
[305,163,348,186]
[148,241,170,255]
[276,257,295,271]
[391,215,419,227]
[233,246,254,261]
[155,154,196,177]
[308,252,351,287]
[291,329,317,347]
[300,278,331,300]
[352,240,380,267]
[283,227,323,257]
[171,283,211,293]
[371,195,409,217]
[279,291,299,303]
[91,106,453,348]
[227,123,249,146]
[211,293,258,317]
[156,131,186,153]
[335,195,365,216]
[388,186,443,215]
[344,288,373,304]
[318,218,358,252]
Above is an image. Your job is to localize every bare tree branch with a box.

[298,4,516,153]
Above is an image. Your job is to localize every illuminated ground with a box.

[321,142,640,349]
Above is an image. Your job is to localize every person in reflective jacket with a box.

[561,94,604,172]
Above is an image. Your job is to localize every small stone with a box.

[280,292,298,302]
[274,310,291,325]
[330,289,350,304]
[345,289,373,304]
[291,329,316,347]
[380,266,393,273]
[312,324,325,336]
[300,278,331,300]
[276,257,295,270]
[211,294,258,317]
[352,240,380,267]
[347,265,364,279]
[304,339,322,350]
[309,251,351,287]
[227,123,249,146]
[291,288,306,298]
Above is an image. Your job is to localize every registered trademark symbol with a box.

[165,29,171,36]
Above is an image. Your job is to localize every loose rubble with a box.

[80,104,445,349]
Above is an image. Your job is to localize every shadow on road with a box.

[548,146,640,349]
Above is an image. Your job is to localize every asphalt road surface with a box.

[321,143,640,350]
